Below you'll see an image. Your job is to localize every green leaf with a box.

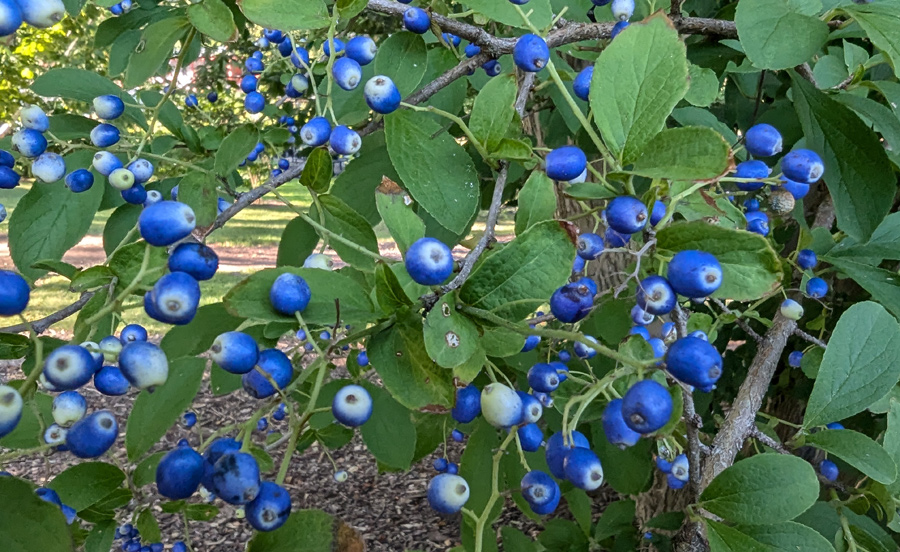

[564,488,592,535]
[211,363,243,395]
[590,14,689,163]
[417,48,468,121]
[735,0,829,70]
[825,258,900,319]
[136,508,161,543]
[108,241,168,289]
[359,382,416,470]
[490,138,534,163]
[706,520,770,552]
[374,262,413,314]
[313,194,379,270]
[460,221,575,321]
[336,0,366,19]
[375,179,425,254]
[126,357,206,461]
[630,127,731,181]
[374,32,427,96]
[369,311,454,409]
[828,212,900,261]
[460,0,552,28]
[185,503,219,521]
[685,64,719,107]
[239,0,328,29]
[834,93,900,167]
[501,527,537,552]
[32,68,147,127]
[48,462,126,511]
[843,2,900,78]
[538,519,590,552]
[460,419,502,546]
[563,182,618,201]
[791,72,896,241]
[385,109,480,234]
[700,454,819,524]
[470,74,517,152]
[300,148,333,194]
[332,131,400,225]
[0,477,73,552]
[69,266,114,292]
[224,267,375,326]
[804,429,897,484]
[515,171,557,236]
[803,301,900,427]
[656,221,782,301]
[216,123,259,177]
[8,151,104,280]
[124,17,190,88]
[594,499,636,541]
[276,216,319,267]
[85,520,117,552]
[424,295,480,368]
[591,423,653,495]
[160,303,244,359]
[187,0,237,42]
[738,521,836,552]
[246,509,333,552]
[885,400,900,493]
[31,259,78,280]
[133,451,165,487]
[176,171,218,228]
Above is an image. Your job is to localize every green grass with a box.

[2,180,515,334]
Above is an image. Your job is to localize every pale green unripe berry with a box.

[480,383,523,428]
[780,299,804,321]
[108,168,135,190]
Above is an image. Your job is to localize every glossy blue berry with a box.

[513,34,550,72]
[240,74,258,93]
[66,410,118,458]
[819,459,838,482]
[91,151,122,176]
[291,47,311,69]
[797,249,817,270]
[574,336,599,359]
[403,7,430,34]
[138,201,197,246]
[667,250,722,298]
[246,481,292,532]
[168,242,219,281]
[269,273,311,315]
[121,183,147,205]
[779,176,810,199]
[357,350,369,367]
[364,75,402,115]
[576,232,604,260]
[11,128,47,158]
[93,366,129,396]
[0,166,19,189]
[521,334,541,353]
[745,210,770,237]
[517,423,543,452]
[545,430,589,479]
[734,160,770,191]
[563,447,604,491]
[550,281,593,323]
[610,20,629,38]
[333,57,362,91]
[806,277,828,298]
[43,345,95,390]
[636,275,676,315]
[0,0,23,36]
[242,349,292,399]
[545,146,586,181]
[621,380,673,434]
[521,470,560,514]
[127,159,154,183]
[650,200,667,226]
[602,398,641,449]
[483,60,502,77]
[211,451,261,505]
[332,384,373,427]
[119,341,169,390]
[244,92,265,114]
[573,66,593,101]
[517,391,543,425]
[608,195,648,234]
[207,91,218,103]
[0,270,30,316]
[427,473,469,514]
[322,37,345,57]
[781,149,824,184]
[788,350,803,368]
[346,36,377,65]
[245,56,264,73]
[0,149,13,168]
[185,94,198,108]
[744,123,782,157]
[665,336,723,392]
[528,363,561,393]
[451,384,481,424]
[464,43,480,58]
[210,331,259,374]
[156,446,204,499]
[145,272,200,326]
[93,95,125,120]
[330,125,361,155]
[300,116,332,147]
[405,237,453,286]
[0,385,23,438]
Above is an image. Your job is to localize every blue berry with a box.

[610,20,629,38]
[185,94,198,108]
[364,75,402,115]
[517,423,544,452]
[244,91,265,114]
[521,470,560,515]
[602,398,641,449]
[665,336,723,392]
[12,128,47,157]
[621,380,672,434]
[246,481,292,532]
[563,447,604,491]
[330,125,362,155]
[576,232,604,260]
[90,123,120,147]
[745,210,770,237]
[451,384,481,424]
[138,200,196,246]
[300,116,332,147]
[521,334,541,352]
[636,275,676,315]
[43,345,95,390]
[119,341,169,390]
[0,0,22,37]
[402,7,430,34]
[550,281,593,323]
[573,66,593,101]
[650,200,667,226]
[480,383,522,428]
[242,349,292,399]
[806,277,828,298]
[611,0,634,19]
[269,273,311,315]
[788,350,803,368]
[322,37,345,57]
[427,473,470,514]
[744,123,783,157]
[66,410,118,458]
[797,249,817,270]
[0,270,30,316]
[168,242,219,281]
[144,272,200,326]
[528,363,560,393]
[345,36,377,65]
[667,250,722,298]
[332,384,373,427]
[156,446,204,499]
[513,34,549,72]
[734,160,770,191]
[781,149,824,184]
[545,430,589,479]
[819,459,839,482]
[0,385,23,439]
[356,350,369,367]
[211,451,261,505]
[182,412,197,428]
[240,74,258,93]
[545,146,586,181]
[93,95,125,120]
[405,237,453,285]
[333,57,362,91]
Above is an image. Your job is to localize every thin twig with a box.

[793,327,827,349]
[0,292,95,334]
[711,297,762,342]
